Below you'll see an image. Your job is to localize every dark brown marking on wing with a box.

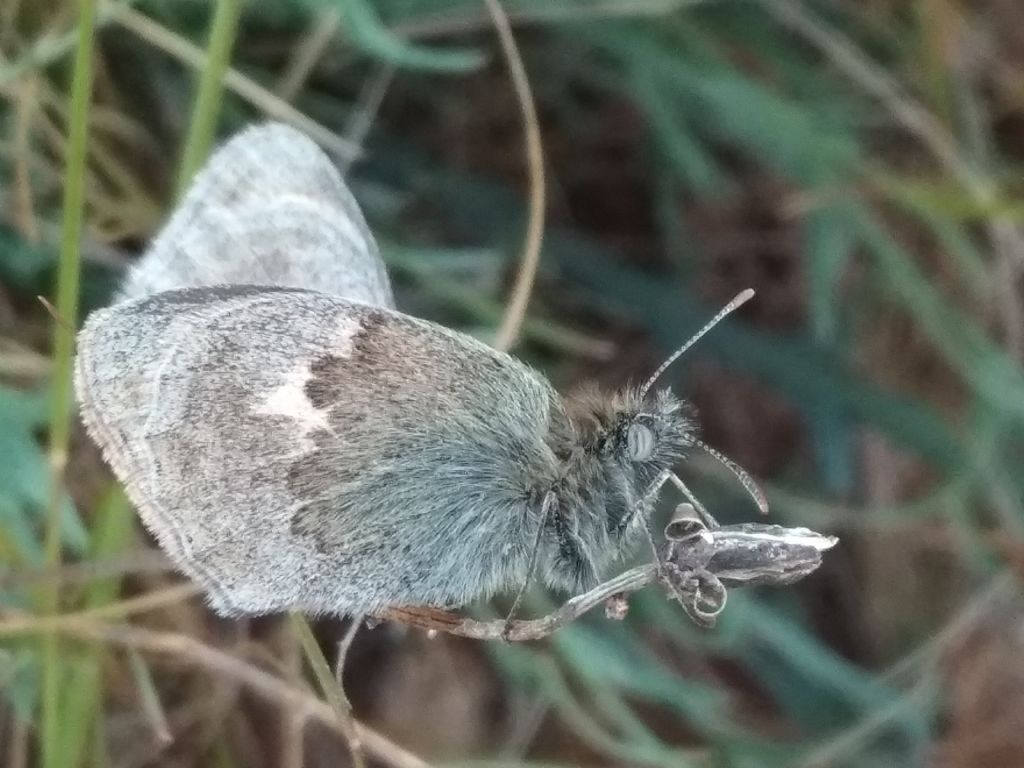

[303,309,389,410]
[285,307,553,561]
[305,355,344,410]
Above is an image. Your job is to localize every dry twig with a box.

[54,621,431,768]
[486,0,546,352]
[380,505,837,641]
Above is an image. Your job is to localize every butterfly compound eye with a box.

[626,422,655,462]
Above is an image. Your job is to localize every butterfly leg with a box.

[503,490,557,640]
[632,469,672,575]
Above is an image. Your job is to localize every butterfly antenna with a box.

[696,439,769,515]
[639,288,755,398]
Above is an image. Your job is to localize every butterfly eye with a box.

[627,423,655,461]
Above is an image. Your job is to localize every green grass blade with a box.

[40,0,99,765]
[176,0,244,196]
[339,0,484,72]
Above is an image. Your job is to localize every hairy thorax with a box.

[538,385,696,592]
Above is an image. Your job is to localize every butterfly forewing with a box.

[75,286,559,615]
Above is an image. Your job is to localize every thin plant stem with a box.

[1,585,202,639]
[334,615,364,689]
[51,620,432,768]
[115,6,358,162]
[380,519,835,640]
[487,0,546,352]
[0,0,144,89]
[274,9,342,101]
[289,613,366,768]
[175,0,243,197]
[41,0,98,764]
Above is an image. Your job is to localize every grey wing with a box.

[75,286,558,616]
[119,123,393,308]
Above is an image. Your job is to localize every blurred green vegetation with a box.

[2,0,1024,766]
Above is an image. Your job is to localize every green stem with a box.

[42,0,98,764]
[175,0,243,197]
[289,613,366,768]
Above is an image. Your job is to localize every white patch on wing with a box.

[332,312,364,357]
[255,365,330,445]
[253,313,363,451]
